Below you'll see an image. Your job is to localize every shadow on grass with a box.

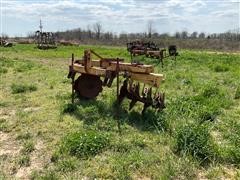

[61,97,168,133]
[126,110,168,132]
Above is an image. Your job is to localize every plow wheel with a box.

[74,74,103,99]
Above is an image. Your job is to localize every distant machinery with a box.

[0,37,13,47]
[127,40,178,67]
[35,20,57,49]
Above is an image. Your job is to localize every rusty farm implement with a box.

[127,41,178,67]
[35,20,57,50]
[68,49,165,114]
[0,37,13,47]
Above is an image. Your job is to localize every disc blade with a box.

[74,74,102,99]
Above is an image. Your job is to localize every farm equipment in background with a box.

[34,20,57,49]
[127,41,159,56]
[127,41,178,67]
[0,37,13,47]
[67,49,165,114]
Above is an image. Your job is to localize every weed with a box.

[0,119,9,132]
[60,131,109,158]
[18,155,30,167]
[175,123,217,163]
[21,141,35,154]
[11,83,37,94]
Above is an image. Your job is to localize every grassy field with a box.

[0,44,240,179]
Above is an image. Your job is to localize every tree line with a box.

[53,22,240,42]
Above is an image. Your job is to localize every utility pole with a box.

[39,19,43,33]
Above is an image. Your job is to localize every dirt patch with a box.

[0,131,21,176]
[0,109,16,120]
[23,107,41,113]
[15,140,50,179]
[0,132,50,179]
[0,132,20,156]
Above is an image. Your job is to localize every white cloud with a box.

[1,0,239,36]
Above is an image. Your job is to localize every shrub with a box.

[11,83,37,94]
[60,131,109,158]
[175,123,217,163]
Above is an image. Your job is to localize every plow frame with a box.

[68,49,165,115]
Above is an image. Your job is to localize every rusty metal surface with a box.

[127,41,178,67]
[119,79,165,114]
[74,74,103,99]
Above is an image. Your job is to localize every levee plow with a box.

[68,49,165,114]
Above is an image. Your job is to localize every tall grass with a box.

[11,83,37,94]
[59,131,109,159]
[175,123,217,163]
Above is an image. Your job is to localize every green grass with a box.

[0,44,240,179]
[175,123,217,164]
[11,83,37,94]
[21,140,35,154]
[59,131,109,159]
[18,155,30,167]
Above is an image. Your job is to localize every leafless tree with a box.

[87,25,92,39]
[175,32,181,39]
[1,33,9,39]
[93,22,102,39]
[181,31,188,39]
[190,31,198,39]
[199,32,205,39]
[147,21,153,38]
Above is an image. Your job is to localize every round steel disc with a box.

[74,74,103,99]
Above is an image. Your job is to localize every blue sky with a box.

[1,0,240,37]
